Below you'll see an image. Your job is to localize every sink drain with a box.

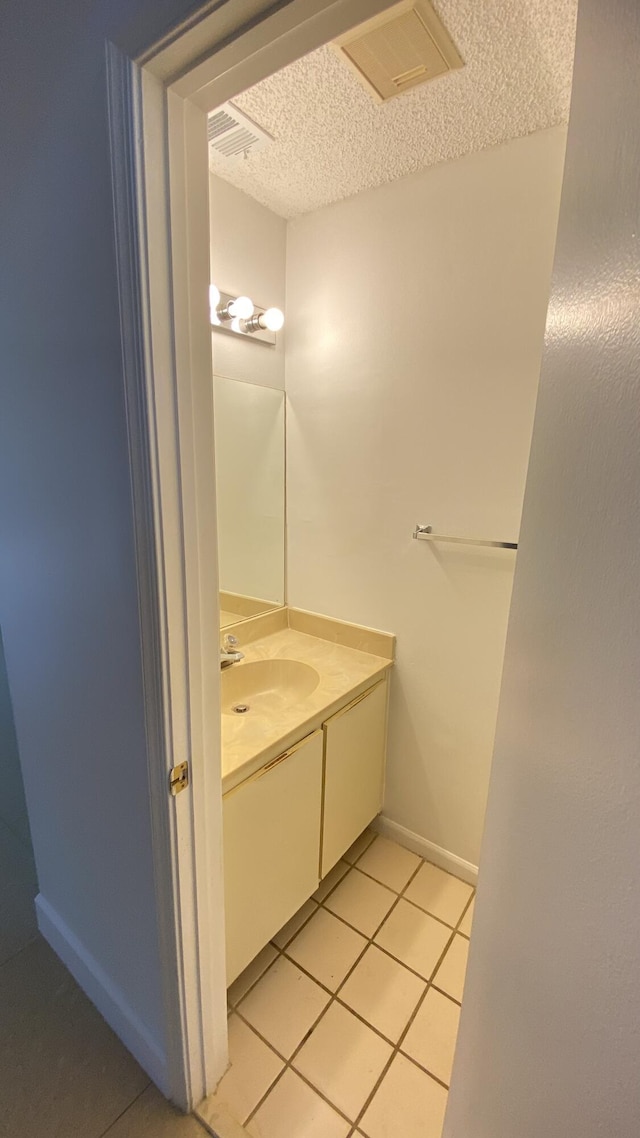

[232,703,250,714]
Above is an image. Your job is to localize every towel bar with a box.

[413,525,518,550]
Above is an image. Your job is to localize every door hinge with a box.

[169,761,189,796]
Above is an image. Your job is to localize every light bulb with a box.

[209,284,221,324]
[228,295,254,319]
[262,307,284,332]
[230,316,242,334]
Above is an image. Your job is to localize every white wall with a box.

[445,1,640,1133]
[286,127,566,867]
[0,0,208,1083]
[209,173,287,390]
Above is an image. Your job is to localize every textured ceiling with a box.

[208,0,578,218]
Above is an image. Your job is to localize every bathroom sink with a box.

[221,659,320,716]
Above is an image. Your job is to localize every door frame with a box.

[107,0,399,1110]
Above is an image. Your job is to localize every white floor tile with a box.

[374,899,451,980]
[324,869,396,938]
[271,899,318,950]
[228,944,278,1008]
[404,863,473,928]
[247,1070,350,1138]
[359,1053,447,1138]
[293,1002,392,1122]
[343,829,376,865]
[287,907,367,991]
[355,837,421,893]
[313,860,350,902]
[238,956,330,1058]
[459,897,475,937]
[401,988,460,1085]
[199,1015,283,1126]
[432,934,469,1003]
[339,945,425,1043]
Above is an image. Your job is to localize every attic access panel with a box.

[333,0,463,103]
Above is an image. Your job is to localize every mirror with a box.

[214,375,285,628]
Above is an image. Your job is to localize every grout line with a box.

[343,858,463,1132]
[240,852,435,1128]
[228,838,472,1132]
[238,849,405,1128]
[0,929,41,973]
[322,864,468,936]
[311,860,350,905]
[97,1082,152,1137]
[456,889,475,941]
[237,1019,354,1129]
[270,900,320,952]
[227,946,283,1009]
[228,834,375,1010]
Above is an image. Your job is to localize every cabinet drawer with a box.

[223,730,323,984]
[321,680,388,877]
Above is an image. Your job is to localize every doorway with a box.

[109,0,577,1118]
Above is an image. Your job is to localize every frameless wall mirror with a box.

[214,375,285,629]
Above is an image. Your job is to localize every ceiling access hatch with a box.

[332,0,463,103]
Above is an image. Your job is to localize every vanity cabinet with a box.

[321,680,388,876]
[223,676,389,984]
[224,730,323,984]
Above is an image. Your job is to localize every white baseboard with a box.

[36,893,168,1094]
[372,817,478,886]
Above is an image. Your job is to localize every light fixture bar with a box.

[209,287,283,346]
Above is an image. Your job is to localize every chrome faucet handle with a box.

[222,632,240,651]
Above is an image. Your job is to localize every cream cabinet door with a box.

[321,679,388,877]
[223,730,323,984]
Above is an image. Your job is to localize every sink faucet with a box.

[220,632,244,669]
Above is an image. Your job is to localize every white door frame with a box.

[107,0,399,1110]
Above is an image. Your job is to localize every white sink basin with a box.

[221,659,320,716]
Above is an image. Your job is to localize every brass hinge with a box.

[169,761,189,796]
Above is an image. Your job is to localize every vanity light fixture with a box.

[244,307,285,333]
[209,284,221,324]
[209,284,284,346]
[217,294,255,321]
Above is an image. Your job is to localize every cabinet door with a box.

[321,680,388,878]
[223,730,323,985]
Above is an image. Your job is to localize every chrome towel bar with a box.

[413,525,518,551]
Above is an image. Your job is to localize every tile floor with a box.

[199,830,474,1138]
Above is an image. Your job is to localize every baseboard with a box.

[372,817,478,886]
[36,893,168,1094]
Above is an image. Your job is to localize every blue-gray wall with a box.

[446,1,640,1134]
[0,628,31,847]
[0,0,206,1065]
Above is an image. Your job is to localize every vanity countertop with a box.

[221,622,393,793]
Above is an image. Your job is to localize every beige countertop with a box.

[221,624,393,793]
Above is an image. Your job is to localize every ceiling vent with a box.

[332,0,463,103]
[207,102,272,160]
